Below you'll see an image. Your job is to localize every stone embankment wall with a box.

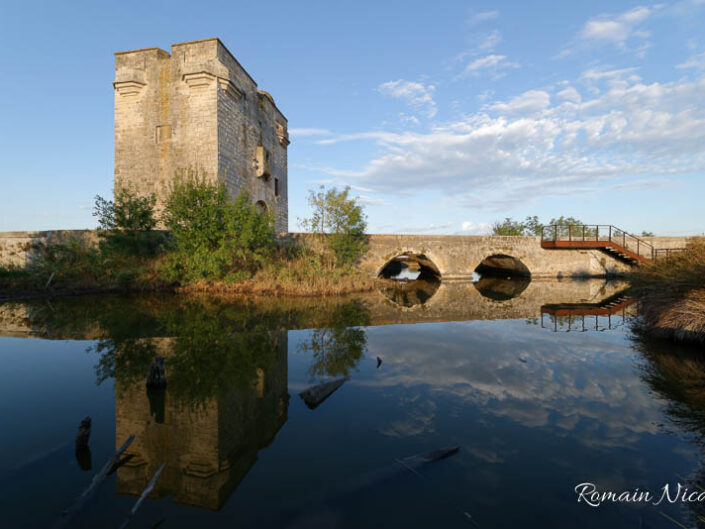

[0,230,99,268]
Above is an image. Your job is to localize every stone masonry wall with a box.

[114,38,288,232]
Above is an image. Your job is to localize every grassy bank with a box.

[0,244,377,301]
[630,238,705,344]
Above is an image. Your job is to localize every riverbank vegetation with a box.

[630,238,705,344]
[0,173,373,300]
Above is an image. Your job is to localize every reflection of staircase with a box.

[541,292,636,317]
[540,225,685,265]
[540,292,636,332]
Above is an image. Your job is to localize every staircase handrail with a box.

[540,224,655,260]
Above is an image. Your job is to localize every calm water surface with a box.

[1,279,704,528]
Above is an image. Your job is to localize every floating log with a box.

[299,377,348,410]
[74,416,92,471]
[146,355,167,389]
[117,463,165,529]
[74,416,91,450]
[51,434,135,529]
[75,446,92,472]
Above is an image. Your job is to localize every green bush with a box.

[300,186,368,266]
[94,187,163,256]
[161,170,275,282]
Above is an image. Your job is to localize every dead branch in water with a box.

[51,434,135,529]
[117,464,166,529]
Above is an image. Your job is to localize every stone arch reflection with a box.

[378,252,441,307]
[473,254,531,301]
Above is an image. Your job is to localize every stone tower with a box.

[113,38,289,233]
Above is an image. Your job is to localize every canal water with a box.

[1,279,703,528]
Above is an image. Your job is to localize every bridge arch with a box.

[377,251,442,280]
[474,254,531,279]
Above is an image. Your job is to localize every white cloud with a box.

[459,221,492,235]
[467,10,499,25]
[557,86,582,103]
[579,6,652,45]
[677,50,705,70]
[313,72,705,210]
[557,6,656,57]
[465,54,520,76]
[488,89,551,114]
[378,79,437,118]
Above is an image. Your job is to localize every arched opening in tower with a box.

[255,200,268,214]
[473,254,531,301]
[378,253,441,307]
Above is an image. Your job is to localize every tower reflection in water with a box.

[112,333,289,511]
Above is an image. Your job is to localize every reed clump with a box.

[630,238,705,343]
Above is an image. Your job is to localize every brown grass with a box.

[631,238,705,344]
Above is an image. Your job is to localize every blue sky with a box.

[1,0,704,235]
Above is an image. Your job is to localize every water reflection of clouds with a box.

[358,320,664,447]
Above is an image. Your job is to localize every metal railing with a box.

[653,248,686,260]
[540,224,655,261]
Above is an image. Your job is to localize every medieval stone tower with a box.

[113,38,289,233]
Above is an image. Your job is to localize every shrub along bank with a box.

[0,174,373,300]
[630,238,705,344]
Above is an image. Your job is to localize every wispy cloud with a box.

[579,6,652,45]
[289,128,332,137]
[309,71,705,210]
[467,10,499,25]
[559,6,656,58]
[464,54,520,77]
[378,79,437,118]
[677,50,705,70]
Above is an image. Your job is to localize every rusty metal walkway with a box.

[540,225,683,265]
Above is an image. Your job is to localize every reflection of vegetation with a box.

[15,294,372,405]
[160,302,282,405]
[89,299,284,406]
[637,334,705,528]
[297,302,369,381]
[8,293,372,397]
[638,335,705,443]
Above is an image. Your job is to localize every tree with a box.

[491,217,526,236]
[491,215,590,237]
[162,170,275,281]
[300,186,368,266]
[93,186,161,256]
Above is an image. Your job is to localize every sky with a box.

[0,0,704,236]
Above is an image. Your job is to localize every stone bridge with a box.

[0,231,691,280]
[359,234,690,280]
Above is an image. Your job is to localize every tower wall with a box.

[114,38,288,232]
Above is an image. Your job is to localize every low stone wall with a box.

[0,230,99,268]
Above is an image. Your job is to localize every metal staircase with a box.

[540,225,683,265]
